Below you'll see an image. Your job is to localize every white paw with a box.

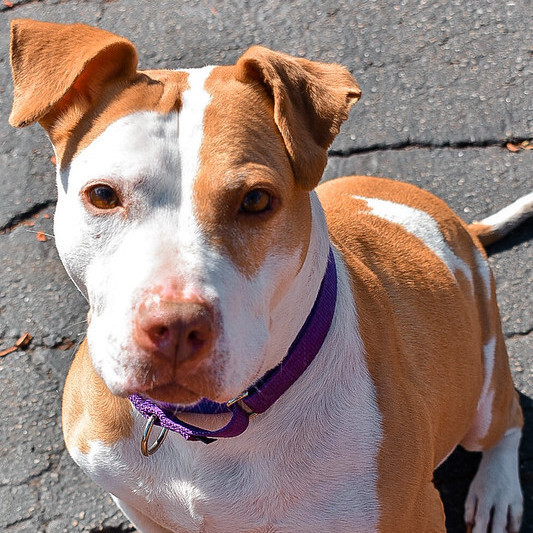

[464,429,523,533]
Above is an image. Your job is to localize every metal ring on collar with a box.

[141,415,169,456]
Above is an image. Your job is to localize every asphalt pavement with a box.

[0,1,531,532]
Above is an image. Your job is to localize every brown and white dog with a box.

[10,19,533,533]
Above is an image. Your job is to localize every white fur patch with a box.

[475,336,497,441]
[176,66,214,246]
[473,246,492,301]
[461,336,499,452]
[352,195,473,286]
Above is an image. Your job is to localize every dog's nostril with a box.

[188,329,207,348]
[152,325,170,342]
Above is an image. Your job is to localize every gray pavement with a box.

[0,1,531,531]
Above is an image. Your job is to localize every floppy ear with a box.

[9,19,138,132]
[236,46,361,190]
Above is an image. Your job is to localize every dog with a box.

[9,18,533,533]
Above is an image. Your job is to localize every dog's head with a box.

[10,19,360,404]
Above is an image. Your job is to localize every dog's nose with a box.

[133,299,214,363]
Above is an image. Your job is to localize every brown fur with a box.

[236,46,361,190]
[468,222,502,247]
[62,340,133,454]
[9,19,137,130]
[196,66,312,279]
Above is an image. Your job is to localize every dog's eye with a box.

[87,185,120,210]
[241,189,272,214]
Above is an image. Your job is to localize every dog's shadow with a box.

[435,391,533,533]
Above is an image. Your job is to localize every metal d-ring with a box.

[141,415,169,457]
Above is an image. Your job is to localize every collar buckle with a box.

[226,390,257,418]
[226,390,249,407]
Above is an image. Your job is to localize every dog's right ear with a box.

[9,19,138,133]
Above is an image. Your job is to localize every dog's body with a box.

[10,19,532,533]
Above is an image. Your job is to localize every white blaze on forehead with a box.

[176,66,215,238]
[352,195,473,286]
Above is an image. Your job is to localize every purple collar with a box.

[129,247,337,448]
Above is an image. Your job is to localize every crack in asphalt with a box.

[328,137,532,158]
[0,138,528,234]
[506,327,533,340]
[0,138,526,233]
[0,447,64,490]
[0,200,55,234]
[89,525,136,533]
[5,516,35,530]
[0,424,67,529]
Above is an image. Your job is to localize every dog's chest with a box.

[70,417,264,532]
[70,410,379,532]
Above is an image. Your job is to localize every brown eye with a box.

[241,189,272,214]
[87,184,120,210]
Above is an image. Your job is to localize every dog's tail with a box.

[468,192,533,247]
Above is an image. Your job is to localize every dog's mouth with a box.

[135,379,203,405]
[122,351,223,405]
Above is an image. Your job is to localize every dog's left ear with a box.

[236,46,361,190]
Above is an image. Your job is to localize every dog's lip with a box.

[123,352,214,402]
[132,379,204,405]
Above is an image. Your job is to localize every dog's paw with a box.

[464,429,523,533]
[464,484,522,533]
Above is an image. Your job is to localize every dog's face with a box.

[10,20,360,404]
[54,68,313,403]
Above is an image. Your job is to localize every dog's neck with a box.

[259,191,332,377]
